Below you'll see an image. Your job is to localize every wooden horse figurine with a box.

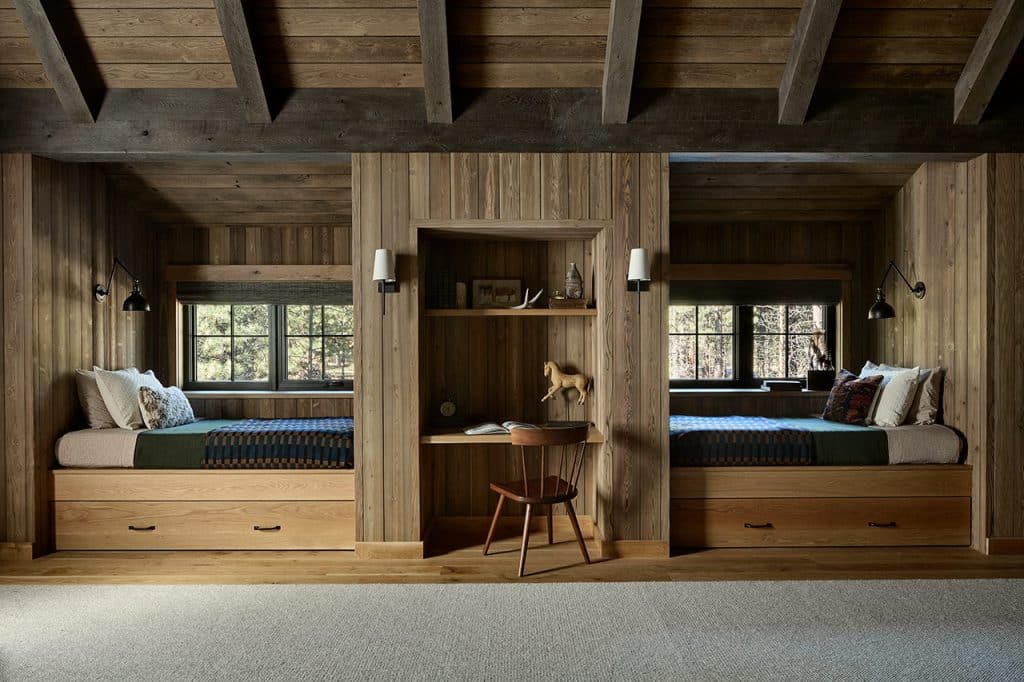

[541,360,590,406]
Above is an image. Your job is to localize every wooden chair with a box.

[483,425,591,577]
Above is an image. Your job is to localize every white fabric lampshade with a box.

[627,248,650,282]
[372,248,396,282]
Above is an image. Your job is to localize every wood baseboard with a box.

[427,515,595,539]
[596,540,670,560]
[0,542,34,562]
[355,542,425,560]
[986,537,1024,555]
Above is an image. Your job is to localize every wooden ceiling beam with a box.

[602,0,644,124]
[2,89,1023,155]
[778,0,843,125]
[417,0,454,124]
[12,0,96,123]
[214,0,272,123]
[954,0,1024,125]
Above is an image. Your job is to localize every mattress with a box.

[56,418,356,469]
[670,415,961,467]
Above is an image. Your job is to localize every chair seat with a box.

[490,476,577,504]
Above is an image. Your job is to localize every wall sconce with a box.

[868,259,925,320]
[94,257,150,312]
[626,247,651,312]
[372,248,398,315]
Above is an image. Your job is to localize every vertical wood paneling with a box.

[1,156,152,555]
[352,153,669,547]
[2,154,33,547]
[870,154,1024,550]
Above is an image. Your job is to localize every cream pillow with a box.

[75,368,137,429]
[93,367,163,430]
[880,363,945,425]
[859,362,919,425]
[871,366,920,427]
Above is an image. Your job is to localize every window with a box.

[669,305,735,383]
[670,303,835,388]
[184,303,354,391]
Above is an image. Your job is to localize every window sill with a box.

[184,390,354,399]
[670,388,829,397]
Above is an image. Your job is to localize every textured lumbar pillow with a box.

[93,366,164,430]
[821,370,884,425]
[870,366,920,427]
[138,385,196,430]
[75,368,137,429]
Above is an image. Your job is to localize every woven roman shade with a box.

[175,281,352,305]
[670,280,842,305]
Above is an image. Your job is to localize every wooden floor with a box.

[2,531,1024,584]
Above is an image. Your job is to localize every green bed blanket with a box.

[773,417,889,466]
[133,420,237,469]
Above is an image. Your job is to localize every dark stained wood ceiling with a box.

[102,160,352,227]
[670,161,920,221]
[99,157,914,228]
[0,0,1017,91]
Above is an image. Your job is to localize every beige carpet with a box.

[1,580,1022,680]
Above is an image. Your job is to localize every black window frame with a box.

[670,303,836,389]
[183,303,354,392]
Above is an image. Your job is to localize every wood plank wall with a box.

[1,155,151,556]
[670,219,877,417]
[1,153,32,554]
[353,153,669,547]
[870,155,1024,550]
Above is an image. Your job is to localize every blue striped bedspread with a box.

[670,415,814,466]
[204,418,355,469]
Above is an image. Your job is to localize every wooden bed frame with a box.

[671,465,971,548]
[52,470,356,551]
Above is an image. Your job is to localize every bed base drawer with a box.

[671,497,970,548]
[55,501,355,550]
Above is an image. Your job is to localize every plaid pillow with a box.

[822,372,883,425]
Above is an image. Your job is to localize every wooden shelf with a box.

[421,426,605,445]
[424,308,596,318]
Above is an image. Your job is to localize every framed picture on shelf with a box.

[471,279,522,308]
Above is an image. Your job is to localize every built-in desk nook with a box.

[414,219,615,553]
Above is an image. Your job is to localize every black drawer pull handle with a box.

[253,525,282,532]
[868,521,897,528]
[128,525,156,532]
[744,522,773,529]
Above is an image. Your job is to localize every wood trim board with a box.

[52,470,356,502]
[670,465,972,499]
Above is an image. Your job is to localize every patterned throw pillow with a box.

[138,386,196,430]
[821,372,884,425]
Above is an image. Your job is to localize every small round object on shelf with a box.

[440,400,457,418]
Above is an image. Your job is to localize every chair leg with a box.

[518,504,533,577]
[483,495,506,556]
[565,501,591,565]
[547,504,554,545]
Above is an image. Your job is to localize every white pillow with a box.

[871,367,920,427]
[858,362,919,426]
[93,367,163,430]
[75,368,137,429]
[879,363,944,425]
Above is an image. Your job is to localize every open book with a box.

[463,421,540,436]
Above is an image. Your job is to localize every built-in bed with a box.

[52,418,356,551]
[669,415,971,549]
